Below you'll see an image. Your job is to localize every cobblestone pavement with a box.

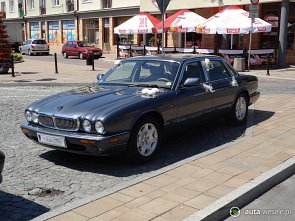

[0,85,247,221]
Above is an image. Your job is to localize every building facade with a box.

[2,0,295,64]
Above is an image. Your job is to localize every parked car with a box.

[61,41,103,59]
[20,39,50,56]
[20,55,259,163]
[0,150,5,183]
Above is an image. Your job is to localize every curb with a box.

[183,153,295,221]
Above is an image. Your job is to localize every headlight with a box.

[25,110,32,122]
[32,112,39,123]
[82,119,91,132]
[95,121,104,134]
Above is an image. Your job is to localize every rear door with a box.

[203,59,238,111]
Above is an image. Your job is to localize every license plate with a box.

[37,133,66,148]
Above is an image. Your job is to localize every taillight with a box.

[31,45,34,49]
[48,45,50,49]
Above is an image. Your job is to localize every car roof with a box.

[126,54,220,62]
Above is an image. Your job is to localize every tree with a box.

[0,11,12,74]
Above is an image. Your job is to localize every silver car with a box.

[20,39,50,56]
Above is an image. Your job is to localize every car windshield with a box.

[77,42,92,47]
[32,40,47,44]
[99,60,180,89]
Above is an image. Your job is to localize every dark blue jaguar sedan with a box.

[21,55,259,163]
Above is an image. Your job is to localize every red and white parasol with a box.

[199,5,272,34]
[154,9,206,33]
[114,13,160,34]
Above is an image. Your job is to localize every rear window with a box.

[32,40,47,44]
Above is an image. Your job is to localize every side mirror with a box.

[183,78,200,87]
[96,73,103,81]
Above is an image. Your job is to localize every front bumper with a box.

[21,122,130,156]
[249,91,260,105]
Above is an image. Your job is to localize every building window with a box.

[52,0,59,6]
[28,0,34,9]
[62,20,76,43]
[83,19,99,44]
[0,2,6,12]
[66,0,74,12]
[30,22,40,39]
[101,0,111,8]
[40,0,46,14]
[9,0,14,12]
[48,21,60,43]
[41,22,46,39]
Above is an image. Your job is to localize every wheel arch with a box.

[235,89,250,105]
[130,110,164,132]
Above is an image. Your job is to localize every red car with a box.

[62,41,103,59]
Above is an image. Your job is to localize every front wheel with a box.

[63,52,68,58]
[126,117,162,164]
[230,93,248,125]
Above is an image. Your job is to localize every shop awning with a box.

[114,13,160,34]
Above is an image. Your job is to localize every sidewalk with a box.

[37,94,294,221]
[0,54,117,85]
[2,56,295,221]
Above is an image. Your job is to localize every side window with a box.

[182,61,205,83]
[205,60,231,81]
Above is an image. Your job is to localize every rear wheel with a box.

[63,52,68,58]
[230,93,248,125]
[126,117,162,164]
[79,52,84,59]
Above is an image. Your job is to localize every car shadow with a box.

[39,109,275,177]
[0,190,50,220]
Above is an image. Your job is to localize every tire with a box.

[230,93,248,125]
[63,52,68,58]
[126,116,162,164]
[79,52,84,59]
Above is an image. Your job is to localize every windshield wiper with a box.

[128,83,160,88]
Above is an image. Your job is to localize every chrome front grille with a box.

[39,115,54,127]
[38,114,79,131]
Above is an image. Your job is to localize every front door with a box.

[176,61,212,122]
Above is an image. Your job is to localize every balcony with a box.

[40,6,46,15]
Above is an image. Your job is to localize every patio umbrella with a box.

[114,12,160,34]
[154,9,205,47]
[199,5,272,35]
[154,9,206,33]
[198,5,272,70]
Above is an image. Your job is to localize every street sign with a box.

[250,0,259,5]
[156,0,171,14]
[249,5,259,18]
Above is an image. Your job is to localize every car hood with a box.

[28,85,167,120]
